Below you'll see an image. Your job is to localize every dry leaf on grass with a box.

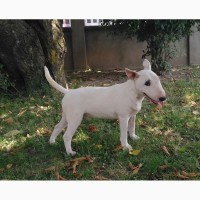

[192,110,199,115]
[154,105,162,112]
[55,166,66,180]
[176,172,189,179]
[181,171,200,177]
[45,156,94,178]
[114,144,123,151]
[72,160,79,174]
[129,162,143,175]
[161,145,171,156]
[55,166,60,180]
[68,156,95,175]
[88,124,98,132]
[6,164,13,169]
[17,109,28,116]
[4,117,14,123]
[129,149,141,156]
[190,101,197,107]
[95,175,108,180]
[45,162,70,172]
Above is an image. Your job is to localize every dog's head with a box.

[125,59,166,106]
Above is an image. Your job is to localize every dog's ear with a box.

[125,68,139,79]
[143,59,151,70]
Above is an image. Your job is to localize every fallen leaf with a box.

[176,172,189,179]
[181,171,200,177]
[72,160,79,174]
[154,105,162,111]
[129,162,137,170]
[192,110,199,115]
[88,124,98,132]
[58,175,66,180]
[37,105,49,111]
[55,166,60,180]
[114,144,123,151]
[0,114,9,119]
[6,164,13,169]
[73,173,83,179]
[132,163,143,175]
[129,149,141,156]
[4,117,14,123]
[17,109,28,116]
[69,156,94,163]
[54,166,65,180]
[95,175,108,180]
[36,127,50,136]
[68,156,95,175]
[181,171,188,177]
[4,130,21,137]
[129,162,143,175]
[161,145,171,156]
[190,101,197,107]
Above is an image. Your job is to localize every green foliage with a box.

[102,20,200,74]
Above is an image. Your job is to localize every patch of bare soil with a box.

[66,70,127,87]
[66,66,200,87]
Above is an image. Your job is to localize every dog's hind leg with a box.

[49,113,67,144]
[128,115,140,140]
[63,115,83,155]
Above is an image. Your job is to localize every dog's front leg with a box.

[119,116,132,150]
[128,115,140,140]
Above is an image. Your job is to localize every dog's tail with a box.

[44,66,68,94]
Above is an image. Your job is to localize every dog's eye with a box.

[145,80,151,86]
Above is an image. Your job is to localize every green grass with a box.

[0,66,200,180]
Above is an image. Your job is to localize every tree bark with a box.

[0,19,66,93]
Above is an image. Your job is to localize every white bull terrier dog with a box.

[44,59,166,155]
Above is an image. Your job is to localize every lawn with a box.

[0,66,200,180]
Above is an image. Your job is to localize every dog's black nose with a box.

[159,97,166,102]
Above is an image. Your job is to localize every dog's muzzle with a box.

[144,93,166,106]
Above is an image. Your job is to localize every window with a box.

[62,19,71,28]
[62,19,102,28]
[84,19,102,26]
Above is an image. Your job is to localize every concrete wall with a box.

[85,28,147,70]
[190,27,200,65]
[64,21,200,71]
[170,38,188,67]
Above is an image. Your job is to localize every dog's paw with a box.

[49,137,56,144]
[130,134,140,140]
[122,144,132,151]
[67,151,77,156]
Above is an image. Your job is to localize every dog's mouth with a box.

[143,93,165,106]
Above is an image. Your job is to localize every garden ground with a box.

[0,65,200,180]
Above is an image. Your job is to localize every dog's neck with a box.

[123,79,145,102]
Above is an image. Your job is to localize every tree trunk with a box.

[0,20,66,93]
